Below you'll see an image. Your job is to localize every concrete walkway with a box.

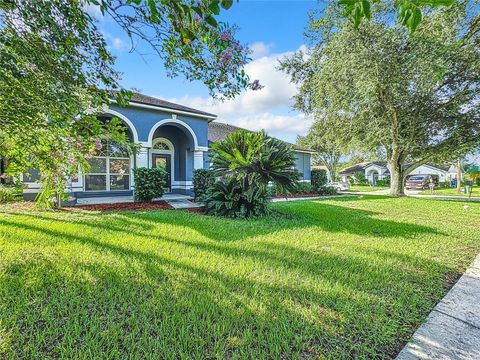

[396,254,480,360]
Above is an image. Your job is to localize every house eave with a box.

[110,99,218,121]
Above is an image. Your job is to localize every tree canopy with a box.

[0,0,253,207]
[281,1,480,195]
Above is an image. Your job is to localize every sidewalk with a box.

[396,254,480,359]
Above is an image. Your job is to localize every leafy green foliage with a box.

[133,167,167,202]
[311,169,328,191]
[339,0,455,33]
[203,178,270,218]
[210,130,300,193]
[353,171,368,185]
[376,177,390,186]
[318,185,338,195]
[192,168,215,201]
[0,185,18,203]
[281,2,480,196]
[0,0,253,207]
[205,130,300,218]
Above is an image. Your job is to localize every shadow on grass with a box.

[0,200,458,358]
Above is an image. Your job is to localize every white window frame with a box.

[84,156,131,192]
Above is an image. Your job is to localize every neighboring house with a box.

[21,93,313,203]
[339,161,452,185]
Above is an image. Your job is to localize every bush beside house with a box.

[311,169,328,191]
[192,169,215,201]
[133,167,167,202]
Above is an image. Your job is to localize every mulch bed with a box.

[75,201,173,212]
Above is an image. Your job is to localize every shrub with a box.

[203,179,270,218]
[295,181,313,194]
[311,169,327,191]
[376,178,390,187]
[318,185,338,195]
[353,171,368,185]
[0,185,18,203]
[133,167,167,202]
[193,169,215,201]
[206,130,299,218]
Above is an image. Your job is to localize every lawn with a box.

[0,197,479,358]
[348,185,390,192]
[419,186,480,197]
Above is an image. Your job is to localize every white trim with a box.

[151,137,175,189]
[104,109,139,143]
[197,146,209,152]
[147,118,200,150]
[172,180,193,186]
[110,100,217,120]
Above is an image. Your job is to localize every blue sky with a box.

[91,0,321,143]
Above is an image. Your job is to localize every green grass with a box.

[0,197,479,359]
[348,185,390,192]
[419,186,480,197]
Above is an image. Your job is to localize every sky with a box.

[89,0,321,143]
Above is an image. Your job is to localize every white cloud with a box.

[249,41,273,59]
[82,3,103,19]
[164,45,310,142]
[111,37,127,51]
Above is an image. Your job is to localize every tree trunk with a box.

[388,160,405,196]
[456,159,463,193]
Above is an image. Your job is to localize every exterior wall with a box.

[109,104,209,147]
[408,165,448,182]
[364,164,389,185]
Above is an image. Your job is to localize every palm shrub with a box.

[203,178,270,218]
[133,167,167,202]
[205,130,299,218]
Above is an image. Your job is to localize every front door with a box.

[152,154,172,192]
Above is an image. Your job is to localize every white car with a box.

[327,182,350,192]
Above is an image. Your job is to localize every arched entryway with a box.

[149,119,197,194]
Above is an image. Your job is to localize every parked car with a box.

[327,182,350,192]
[405,174,439,190]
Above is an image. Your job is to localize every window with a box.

[84,141,130,191]
[153,141,171,151]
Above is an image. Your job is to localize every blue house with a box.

[22,93,313,203]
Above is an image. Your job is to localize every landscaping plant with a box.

[133,167,167,202]
[311,169,328,192]
[205,130,299,217]
[192,168,215,201]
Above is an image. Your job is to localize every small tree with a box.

[133,167,167,202]
[311,169,328,192]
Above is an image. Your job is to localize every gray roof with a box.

[111,91,216,118]
[208,122,314,153]
[338,161,449,175]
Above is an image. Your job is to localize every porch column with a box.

[193,150,205,170]
[136,146,150,168]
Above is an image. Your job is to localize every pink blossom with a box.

[94,139,102,151]
[220,31,231,42]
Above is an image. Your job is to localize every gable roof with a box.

[208,122,315,154]
[110,91,216,119]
